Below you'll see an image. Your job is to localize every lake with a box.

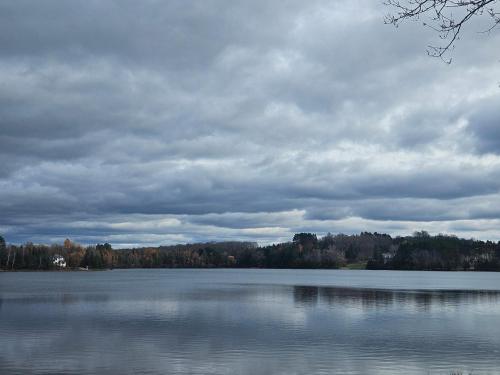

[1,269,500,374]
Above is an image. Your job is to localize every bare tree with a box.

[385,0,500,62]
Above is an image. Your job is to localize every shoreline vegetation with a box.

[1,231,500,272]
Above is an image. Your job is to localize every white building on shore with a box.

[52,254,67,268]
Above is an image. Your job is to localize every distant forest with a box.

[1,231,500,271]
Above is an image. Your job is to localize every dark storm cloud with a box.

[1,0,500,246]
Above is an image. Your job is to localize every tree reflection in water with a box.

[293,285,500,311]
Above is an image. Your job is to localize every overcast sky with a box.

[1,0,500,247]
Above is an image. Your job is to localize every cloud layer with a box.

[1,0,500,247]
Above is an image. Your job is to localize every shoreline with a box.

[2,267,499,273]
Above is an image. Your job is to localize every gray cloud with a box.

[1,0,500,247]
[467,96,500,154]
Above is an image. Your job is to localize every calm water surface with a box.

[1,269,500,374]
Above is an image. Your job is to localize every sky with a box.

[1,0,500,247]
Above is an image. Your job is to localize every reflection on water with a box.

[1,269,500,375]
[293,285,500,310]
[0,293,110,305]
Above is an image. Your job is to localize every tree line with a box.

[1,231,500,271]
[367,231,500,271]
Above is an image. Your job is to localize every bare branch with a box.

[385,0,499,61]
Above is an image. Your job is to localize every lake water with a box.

[1,269,500,374]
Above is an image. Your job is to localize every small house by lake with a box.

[52,254,67,268]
